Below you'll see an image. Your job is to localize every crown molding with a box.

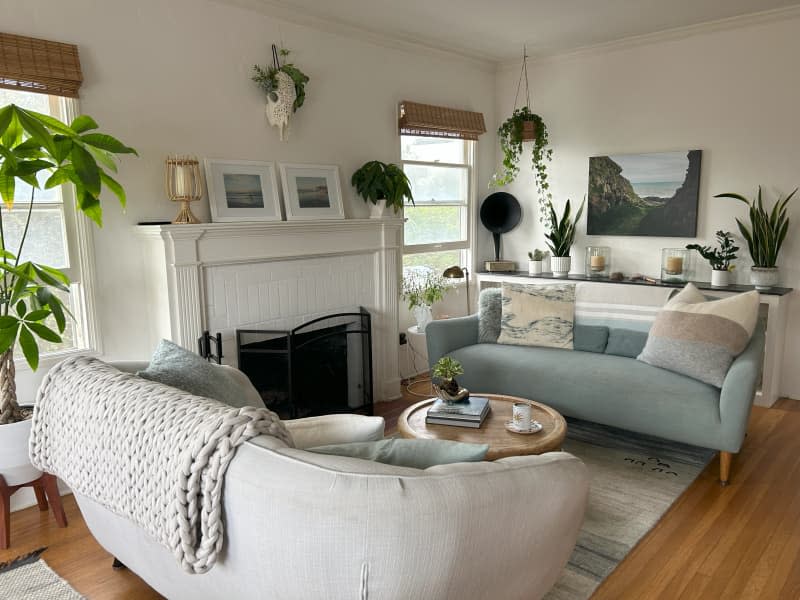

[497,4,800,72]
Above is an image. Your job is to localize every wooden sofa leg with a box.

[719,451,733,486]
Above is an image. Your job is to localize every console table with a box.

[475,271,794,407]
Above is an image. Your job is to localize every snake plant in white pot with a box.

[545,199,584,277]
[0,103,136,484]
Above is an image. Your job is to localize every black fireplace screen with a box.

[236,308,373,419]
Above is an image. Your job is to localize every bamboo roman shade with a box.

[0,33,83,98]
[399,100,486,140]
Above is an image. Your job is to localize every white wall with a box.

[4,0,496,397]
[492,13,800,399]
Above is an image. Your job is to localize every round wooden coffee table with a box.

[397,394,567,460]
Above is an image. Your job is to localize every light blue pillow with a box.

[478,287,502,343]
[138,339,253,408]
[308,438,489,469]
[605,328,649,358]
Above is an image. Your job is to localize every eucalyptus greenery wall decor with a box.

[252,45,309,141]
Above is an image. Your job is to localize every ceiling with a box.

[232,0,800,63]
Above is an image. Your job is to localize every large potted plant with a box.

[351,160,414,218]
[401,269,449,331]
[686,231,739,287]
[545,199,584,277]
[715,187,796,290]
[0,103,136,484]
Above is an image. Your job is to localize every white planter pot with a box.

[550,256,571,277]
[412,304,433,332]
[711,269,730,287]
[369,199,387,219]
[750,267,779,291]
[528,260,543,275]
[0,417,41,486]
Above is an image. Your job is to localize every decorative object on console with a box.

[660,248,691,283]
[481,191,521,272]
[545,198,584,277]
[204,159,282,222]
[351,160,414,217]
[585,246,611,278]
[252,45,309,141]
[715,186,796,291]
[528,249,548,275]
[401,269,449,331]
[442,265,470,315]
[497,283,576,349]
[279,163,344,220]
[686,230,738,287]
[431,356,469,404]
[587,150,701,237]
[165,155,202,224]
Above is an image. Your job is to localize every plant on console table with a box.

[527,248,549,275]
[686,231,739,287]
[0,103,136,484]
[401,269,449,332]
[544,199,584,277]
[432,356,468,405]
[715,186,796,290]
[351,160,414,218]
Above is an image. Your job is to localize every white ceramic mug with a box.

[512,402,532,431]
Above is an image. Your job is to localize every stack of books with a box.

[425,396,491,428]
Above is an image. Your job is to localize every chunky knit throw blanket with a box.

[29,356,293,574]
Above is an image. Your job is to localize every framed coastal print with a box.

[587,150,701,237]
[204,159,283,222]
[279,163,344,221]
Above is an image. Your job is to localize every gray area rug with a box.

[545,418,715,600]
[0,548,84,599]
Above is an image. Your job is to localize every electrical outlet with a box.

[399,332,407,345]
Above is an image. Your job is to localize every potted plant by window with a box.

[544,199,584,277]
[351,160,414,218]
[401,269,449,331]
[431,356,468,404]
[0,103,136,485]
[686,231,739,287]
[527,249,548,275]
[715,187,796,290]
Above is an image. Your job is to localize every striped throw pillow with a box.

[637,283,759,387]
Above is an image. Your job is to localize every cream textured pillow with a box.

[497,283,575,349]
[637,283,759,387]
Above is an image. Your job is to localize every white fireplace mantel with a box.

[137,218,403,401]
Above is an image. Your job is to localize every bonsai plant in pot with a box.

[527,249,548,275]
[351,160,414,218]
[431,356,468,404]
[715,187,796,290]
[401,269,449,331]
[0,103,136,484]
[686,231,739,287]
[544,199,584,277]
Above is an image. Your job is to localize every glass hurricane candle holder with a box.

[585,246,611,278]
[661,248,691,283]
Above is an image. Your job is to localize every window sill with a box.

[13,347,100,374]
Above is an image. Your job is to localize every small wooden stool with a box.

[0,472,67,549]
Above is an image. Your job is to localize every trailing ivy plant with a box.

[251,47,309,112]
[686,231,739,271]
[351,160,414,214]
[544,199,584,258]
[490,106,553,223]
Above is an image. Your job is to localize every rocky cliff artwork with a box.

[587,150,701,236]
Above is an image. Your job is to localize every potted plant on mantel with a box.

[0,103,136,484]
[715,187,796,290]
[544,199,584,277]
[686,231,739,287]
[351,160,414,218]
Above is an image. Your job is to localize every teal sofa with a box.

[426,313,765,484]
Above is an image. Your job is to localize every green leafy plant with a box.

[0,103,136,423]
[715,187,796,268]
[527,249,548,261]
[401,269,448,310]
[251,48,309,112]
[351,160,414,214]
[432,356,463,381]
[545,199,584,257]
[490,107,553,222]
[686,231,739,271]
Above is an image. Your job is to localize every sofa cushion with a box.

[637,283,759,387]
[307,439,489,469]
[138,339,255,408]
[574,325,609,353]
[478,287,502,343]
[605,328,649,358]
[497,283,576,349]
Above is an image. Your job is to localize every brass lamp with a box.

[165,155,202,224]
[442,265,470,315]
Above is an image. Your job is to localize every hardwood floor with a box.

[2,389,799,599]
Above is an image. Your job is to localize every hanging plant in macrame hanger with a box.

[491,46,553,224]
[252,45,309,141]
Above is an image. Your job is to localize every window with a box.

[0,87,94,359]
[401,136,474,273]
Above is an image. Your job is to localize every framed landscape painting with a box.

[204,159,283,222]
[587,150,701,237]
[279,163,344,220]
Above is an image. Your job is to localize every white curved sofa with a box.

[71,361,590,600]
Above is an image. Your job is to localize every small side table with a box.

[0,472,67,549]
